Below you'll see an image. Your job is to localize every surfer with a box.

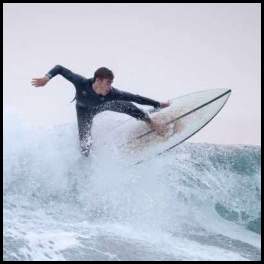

[32,65,170,157]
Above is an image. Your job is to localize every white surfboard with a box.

[108,88,231,165]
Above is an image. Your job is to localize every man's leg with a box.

[76,105,94,157]
[96,100,151,121]
[96,101,169,136]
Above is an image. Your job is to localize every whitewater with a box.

[3,110,261,261]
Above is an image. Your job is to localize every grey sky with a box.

[3,3,261,145]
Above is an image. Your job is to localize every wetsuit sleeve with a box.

[111,88,160,108]
[45,65,85,86]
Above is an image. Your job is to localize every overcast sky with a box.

[3,3,261,145]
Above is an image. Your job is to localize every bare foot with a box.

[147,118,169,136]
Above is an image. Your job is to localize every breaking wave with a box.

[3,110,261,261]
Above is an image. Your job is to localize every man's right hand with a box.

[31,76,50,87]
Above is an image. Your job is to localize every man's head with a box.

[93,67,114,95]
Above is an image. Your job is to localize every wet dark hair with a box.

[94,67,114,81]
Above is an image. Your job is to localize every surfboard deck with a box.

[127,89,231,152]
[101,88,231,165]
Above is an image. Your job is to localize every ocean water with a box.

[3,111,261,261]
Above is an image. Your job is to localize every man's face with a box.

[97,78,113,95]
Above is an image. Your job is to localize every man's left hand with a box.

[160,101,170,108]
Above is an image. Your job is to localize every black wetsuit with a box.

[46,65,160,156]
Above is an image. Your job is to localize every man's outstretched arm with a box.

[32,65,85,87]
[111,88,170,109]
[111,88,161,108]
